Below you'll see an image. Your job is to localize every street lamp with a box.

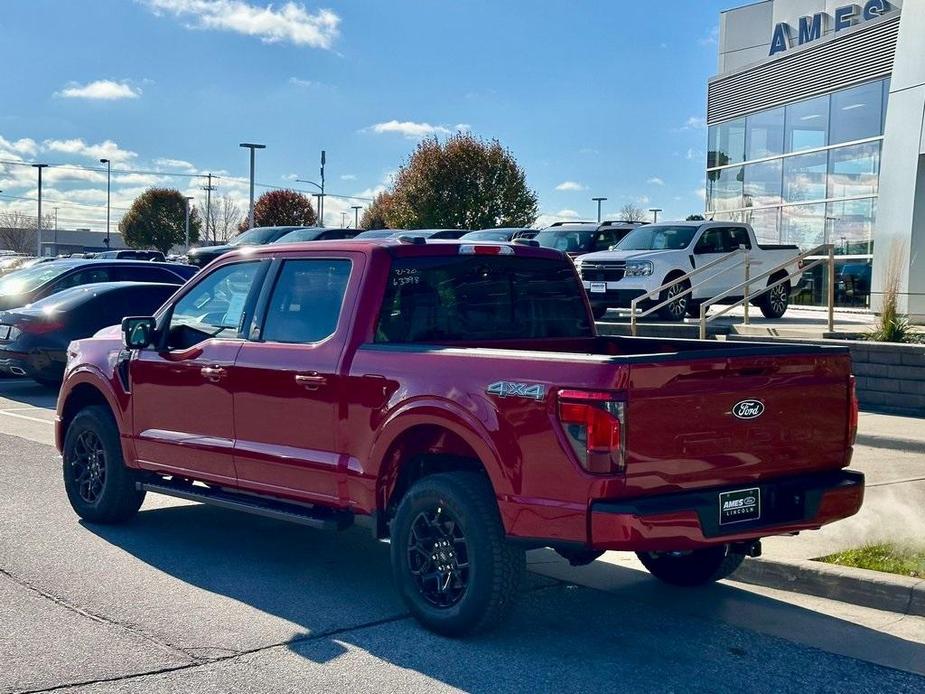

[184,196,194,249]
[32,164,48,256]
[352,205,362,229]
[591,197,607,223]
[297,179,324,226]
[99,158,111,247]
[239,143,266,230]
[649,208,662,223]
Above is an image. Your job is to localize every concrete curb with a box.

[730,556,925,616]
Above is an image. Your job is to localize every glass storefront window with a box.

[783,151,827,202]
[828,142,880,198]
[785,94,829,153]
[781,203,825,247]
[743,159,782,207]
[746,107,784,160]
[830,81,883,145]
[744,208,780,244]
[706,166,743,211]
[708,118,746,167]
[826,198,876,256]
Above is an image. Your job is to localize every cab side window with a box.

[261,259,352,344]
[694,228,725,254]
[167,262,261,348]
[726,226,752,250]
[54,268,112,291]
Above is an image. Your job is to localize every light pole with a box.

[99,158,111,247]
[184,196,194,249]
[352,205,362,228]
[591,197,607,223]
[319,150,326,226]
[297,179,324,226]
[649,208,662,223]
[54,207,58,253]
[33,164,48,256]
[239,143,265,229]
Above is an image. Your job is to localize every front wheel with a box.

[390,472,524,636]
[759,281,790,319]
[636,545,745,586]
[656,279,690,322]
[63,406,145,524]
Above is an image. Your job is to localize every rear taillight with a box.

[848,374,859,446]
[557,389,625,474]
[19,320,63,335]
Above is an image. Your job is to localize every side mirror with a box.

[122,316,156,350]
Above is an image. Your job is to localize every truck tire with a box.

[62,406,145,524]
[636,545,745,587]
[656,279,690,322]
[390,471,525,636]
[759,281,790,319]
[591,305,608,320]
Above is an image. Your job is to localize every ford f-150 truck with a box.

[56,238,863,636]
[575,221,802,321]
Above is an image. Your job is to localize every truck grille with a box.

[580,262,626,283]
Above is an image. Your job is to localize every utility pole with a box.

[591,197,607,223]
[202,173,215,243]
[313,194,321,225]
[352,205,362,229]
[32,164,48,256]
[54,207,58,253]
[184,196,194,249]
[341,211,347,228]
[239,143,266,229]
[319,150,326,228]
[100,158,111,247]
[649,208,662,223]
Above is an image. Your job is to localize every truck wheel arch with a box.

[58,377,127,460]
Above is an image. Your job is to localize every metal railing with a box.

[697,243,835,339]
[629,248,748,336]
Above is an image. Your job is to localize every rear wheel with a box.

[657,279,690,322]
[390,472,524,636]
[63,406,145,523]
[636,545,745,586]
[759,281,790,319]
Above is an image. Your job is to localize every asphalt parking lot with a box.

[2,378,925,693]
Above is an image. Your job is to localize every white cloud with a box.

[42,138,138,163]
[555,181,586,192]
[0,136,38,157]
[637,195,650,206]
[142,0,340,49]
[113,172,171,186]
[288,77,316,88]
[154,157,195,170]
[686,148,704,161]
[340,174,356,181]
[454,123,471,131]
[534,209,584,228]
[646,177,665,186]
[681,116,707,130]
[282,173,299,181]
[699,26,719,46]
[369,120,453,139]
[55,80,142,100]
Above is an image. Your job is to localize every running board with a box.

[138,479,354,531]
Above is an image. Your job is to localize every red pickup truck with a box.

[56,238,863,635]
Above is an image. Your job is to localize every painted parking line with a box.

[0,410,55,425]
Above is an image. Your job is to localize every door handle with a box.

[295,373,327,390]
[200,366,227,382]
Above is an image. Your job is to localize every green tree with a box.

[686,214,705,221]
[119,188,202,253]
[360,191,394,230]
[239,189,316,232]
[385,133,537,230]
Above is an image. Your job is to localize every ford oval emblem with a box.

[732,399,765,420]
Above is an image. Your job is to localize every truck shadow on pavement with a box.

[83,502,925,691]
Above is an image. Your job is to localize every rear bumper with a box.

[586,288,648,309]
[589,469,864,552]
[0,348,64,382]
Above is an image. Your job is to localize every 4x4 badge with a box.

[732,399,765,419]
[487,381,546,400]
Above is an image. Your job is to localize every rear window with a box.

[376,255,592,343]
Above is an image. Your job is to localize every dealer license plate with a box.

[589,281,606,294]
[719,487,760,525]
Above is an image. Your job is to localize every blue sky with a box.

[0,0,730,232]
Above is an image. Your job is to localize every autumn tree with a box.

[384,133,537,230]
[119,188,202,253]
[618,203,648,223]
[359,191,394,230]
[238,189,315,232]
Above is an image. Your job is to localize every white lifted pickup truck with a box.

[574,221,803,321]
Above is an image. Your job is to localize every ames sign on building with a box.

[706,0,925,318]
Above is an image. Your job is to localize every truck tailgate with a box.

[623,351,852,497]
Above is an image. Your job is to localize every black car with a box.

[534,221,645,257]
[95,249,166,262]
[272,227,359,244]
[0,282,179,385]
[0,259,196,311]
[398,229,469,240]
[186,226,310,268]
[460,228,537,242]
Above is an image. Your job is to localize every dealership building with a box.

[706,0,925,317]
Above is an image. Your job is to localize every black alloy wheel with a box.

[68,429,107,504]
[407,506,470,608]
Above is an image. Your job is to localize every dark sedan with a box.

[0,282,179,385]
[460,228,538,242]
[0,259,196,311]
[398,229,469,240]
[272,227,359,244]
[186,226,310,268]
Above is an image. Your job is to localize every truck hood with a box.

[577,249,676,263]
